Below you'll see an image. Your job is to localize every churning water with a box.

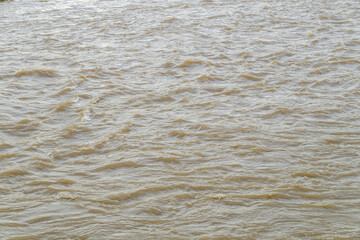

[1,0,360,239]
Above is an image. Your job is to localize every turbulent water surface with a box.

[1,0,360,239]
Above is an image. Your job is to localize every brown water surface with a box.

[1,0,360,239]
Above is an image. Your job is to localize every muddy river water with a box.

[1,0,360,239]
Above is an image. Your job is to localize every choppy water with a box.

[1,0,360,239]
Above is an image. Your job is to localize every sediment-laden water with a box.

[1,0,360,239]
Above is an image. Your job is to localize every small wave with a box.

[52,101,74,112]
[106,184,189,202]
[14,69,58,78]
[0,221,28,227]
[31,161,56,170]
[160,61,175,68]
[291,171,325,178]
[207,193,226,200]
[230,192,288,200]
[261,107,294,119]
[214,88,241,96]
[92,161,140,172]
[203,86,225,93]
[313,59,360,68]
[13,119,40,132]
[171,118,188,123]
[308,68,330,75]
[54,87,74,97]
[178,59,206,68]
[148,95,176,103]
[169,87,196,94]
[52,192,78,201]
[225,175,272,183]
[195,73,222,82]
[169,130,188,138]
[238,74,263,81]
[0,153,16,160]
[189,123,210,130]
[48,146,95,160]
[27,216,54,224]
[162,17,177,23]
[0,169,29,177]
[154,156,180,164]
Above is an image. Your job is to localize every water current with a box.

[1,0,360,239]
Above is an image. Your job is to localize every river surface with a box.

[1,0,360,239]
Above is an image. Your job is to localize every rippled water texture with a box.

[1,0,360,239]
